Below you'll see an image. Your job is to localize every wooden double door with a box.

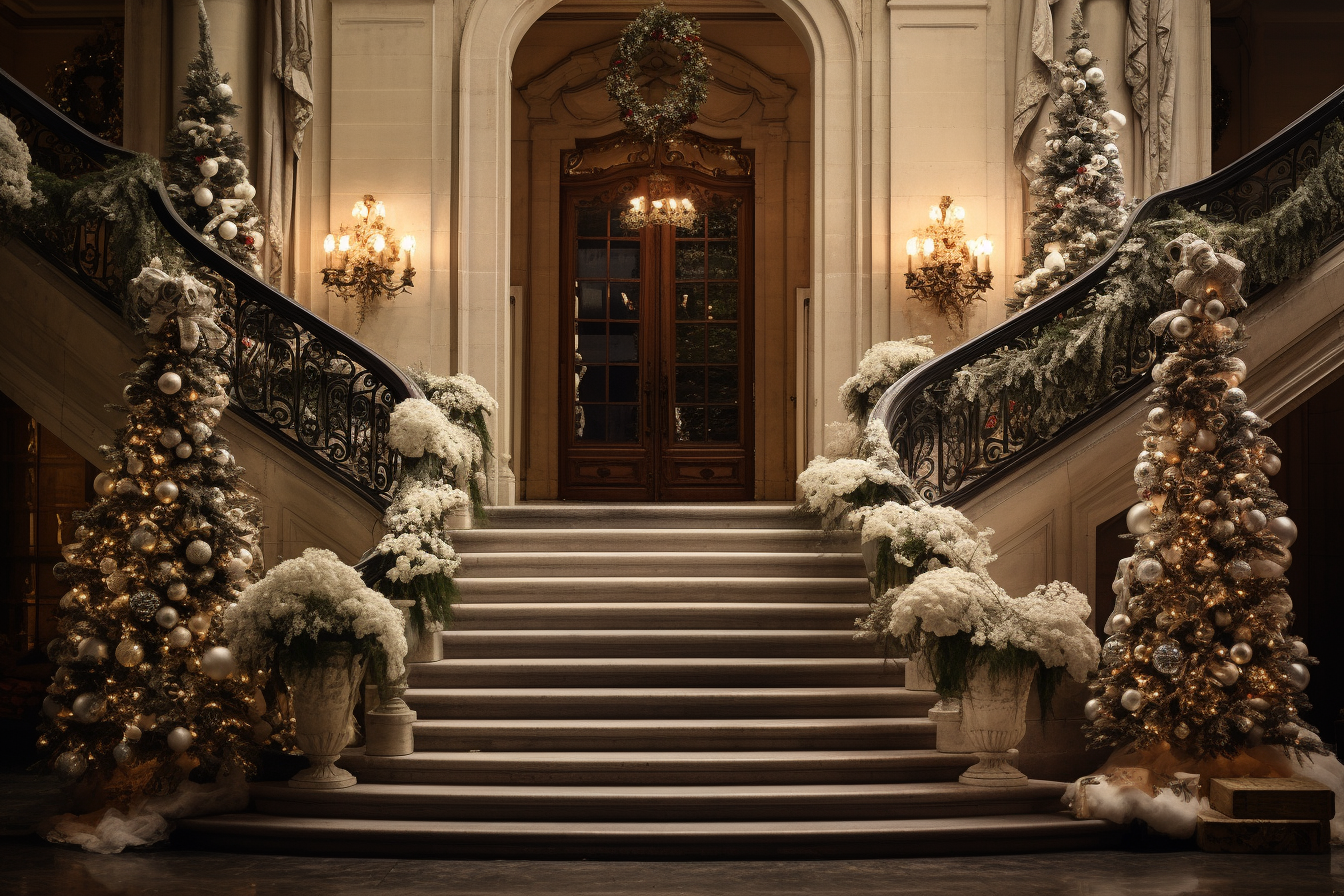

[560,171,754,501]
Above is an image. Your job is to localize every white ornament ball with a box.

[188,612,212,634]
[202,646,238,682]
[123,724,143,743]
[218,220,238,240]
[250,231,264,249]
[1230,641,1253,665]
[174,442,193,460]
[77,637,109,662]
[116,477,139,496]
[1084,67,1105,85]
[1084,698,1102,721]
[1211,662,1240,686]
[93,472,115,496]
[1126,502,1155,535]
[1102,110,1127,129]
[1240,509,1267,532]
[1194,429,1218,453]
[194,186,214,207]
[55,751,87,780]
[237,547,254,569]
[1135,557,1163,583]
[1109,613,1132,634]
[155,605,180,629]
[167,726,195,753]
[227,557,249,581]
[115,639,145,667]
[1169,315,1194,340]
[1269,516,1298,547]
[154,480,179,503]
[1074,48,1093,66]
[1044,250,1066,272]
[177,118,197,133]
[167,581,189,601]
[168,626,193,649]
[185,540,213,565]
[199,158,219,178]
[214,82,233,100]
[1120,689,1144,712]
[234,182,256,202]
[1147,406,1171,430]
[1285,663,1311,691]
[72,692,106,723]
[113,741,134,766]
[160,428,183,448]
[1260,453,1282,476]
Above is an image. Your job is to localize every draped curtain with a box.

[1125,0,1175,193]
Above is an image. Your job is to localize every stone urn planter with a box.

[957,662,1033,787]
[903,647,937,691]
[446,504,472,530]
[405,621,444,663]
[280,643,365,789]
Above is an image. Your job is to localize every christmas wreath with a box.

[605,2,711,143]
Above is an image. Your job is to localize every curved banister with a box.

[0,66,421,509]
[875,82,1344,507]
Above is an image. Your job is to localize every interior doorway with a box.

[559,148,754,500]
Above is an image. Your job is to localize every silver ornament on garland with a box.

[168,626,193,649]
[154,479,180,503]
[55,751,87,779]
[155,605,180,629]
[167,726,195,752]
[115,638,145,667]
[160,428,183,448]
[185,540,213,565]
[93,472,115,496]
[201,646,237,681]
[158,371,183,394]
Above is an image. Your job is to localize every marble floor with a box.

[3,771,1342,896]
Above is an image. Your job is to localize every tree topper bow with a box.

[128,261,230,353]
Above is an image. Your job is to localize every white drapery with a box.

[1011,0,1066,176]
[1124,0,1174,193]
[258,0,315,294]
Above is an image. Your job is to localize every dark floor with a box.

[2,771,1342,896]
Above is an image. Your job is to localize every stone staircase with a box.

[178,503,1116,858]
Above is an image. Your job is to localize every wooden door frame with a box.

[557,141,756,501]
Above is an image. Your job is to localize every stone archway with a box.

[457,0,864,503]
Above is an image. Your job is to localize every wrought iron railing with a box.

[875,84,1344,507]
[0,68,420,509]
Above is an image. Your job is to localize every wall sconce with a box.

[621,171,696,231]
[322,194,416,330]
[905,195,993,328]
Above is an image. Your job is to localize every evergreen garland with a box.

[1011,6,1129,314]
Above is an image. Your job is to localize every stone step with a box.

[403,687,931,720]
[176,812,1119,859]
[411,717,934,751]
[452,528,857,553]
[482,503,817,530]
[450,602,870,630]
[248,780,1066,823]
[454,577,870,604]
[340,749,968,785]
[407,657,905,688]
[440,629,877,659]
[456,551,864,578]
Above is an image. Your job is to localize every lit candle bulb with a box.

[352,201,363,218]
[954,206,965,220]
[373,233,386,255]
[374,201,386,219]
[653,199,664,209]
[929,204,940,221]
[400,235,415,268]
[981,237,993,273]
[338,234,350,254]
[906,237,918,273]
[323,233,335,269]
[923,237,934,257]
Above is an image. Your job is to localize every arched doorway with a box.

[456,0,865,503]
[559,134,755,500]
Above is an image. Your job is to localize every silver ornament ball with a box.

[168,626,193,649]
[1120,689,1144,712]
[155,605,180,629]
[187,612,212,634]
[93,472,115,496]
[1136,557,1164,583]
[1230,641,1254,665]
[1285,663,1311,691]
[174,442,193,459]
[1084,698,1102,721]
[55,751,87,780]
[72,692,105,723]
[77,636,109,662]
[159,428,182,448]
[157,371,182,394]
[1260,454,1282,476]
[166,726,195,753]
[1211,662,1241,686]
[1126,502,1155,535]
[154,479,179,503]
[201,646,237,681]
[1169,315,1194,339]
[115,639,145,667]
[185,540,213,565]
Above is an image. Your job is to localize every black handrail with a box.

[875,83,1344,507]
[0,67,421,509]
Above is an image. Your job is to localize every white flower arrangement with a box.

[852,500,996,576]
[374,531,459,585]
[0,113,36,210]
[414,371,498,418]
[223,547,407,683]
[387,398,470,470]
[359,476,465,632]
[796,421,913,528]
[840,336,936,422]
[405,368,498,521]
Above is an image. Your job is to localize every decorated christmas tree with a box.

[1012,6,1128,313]
[1085,234,1323,760]
[164,0,264,276]
[40,261,272,798]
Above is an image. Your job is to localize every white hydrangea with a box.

[416,371,498,417]
[885,567,1099,682]
[852,500,996,574]
[374,531,460,584]
[384,479,467,533]
[387,398,470,469]
[796,420,912,527]
[0,114,36,210]
[223,547,407,681]
[840,336,935,420]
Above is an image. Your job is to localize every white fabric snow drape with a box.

[1124,0,1174,193]
[1012,0,1066,176]
[258,0,315,293]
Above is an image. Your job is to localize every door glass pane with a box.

[676,283,705,320]
[608,405,639,442]
[576,321,607,363]
[708,406,739,442]
[576,404,605,441]
[610,209,637,237]
[676,242,705,279]
[610,241,640,279]
[707,324,737,363]
[707,366,737,404]
[676,367,705,403]
[675,406,706,442]
[610,365,639,402]
[578,208,607,237]
[680,212,706,238]
[708,241,737,279]
[707,209,737,239]
[676,324,705,363]
[610,284,640,319]
[579,366,606,403]
[577,240,606,278]
[609,322,639,362]
[707,282,737,320]
[577,281,605,319]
